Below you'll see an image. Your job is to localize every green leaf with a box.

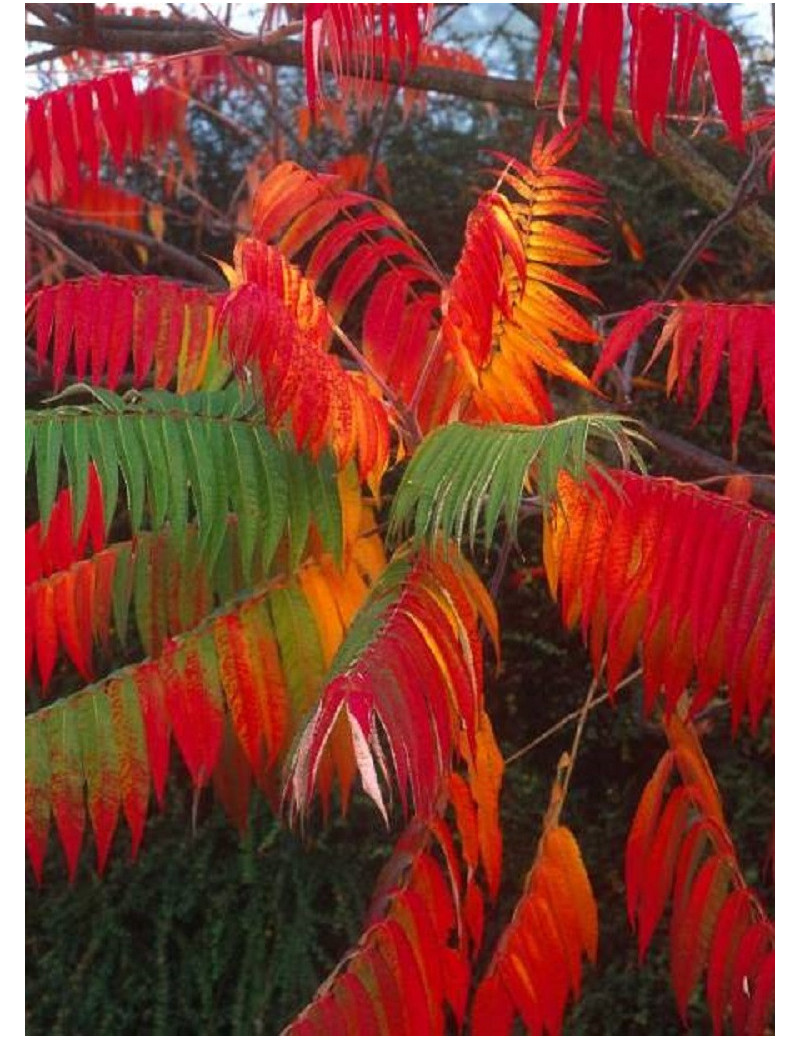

[62,417,90,539]
[35,416,63,534]
[25,392,345,586]
[305,452,343,565]
[389,416,648,552]
[134,535,156,657]
[327,557,411,676]
[112,542,133,647]
[75,693,118,808]
[160,413,188,544]
[25,418,35,474]
[114,416,146,534]
[256,432,289,573]
[228,423,263,583]
[180,415,214,546]
[268,585,325,722]
[138,415,169,531]
[285,449,312,571]
[88,415,119,533]
[203,420,231,576]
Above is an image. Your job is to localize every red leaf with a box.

[632,5,676,150]
[213,614,265,774]
[52,282,76,392]
[745,947,775,1035]
[674,11,703,111]
[378,919,433,1034]
[35,270,56,366]
[593,302,661,382]
[50,88,81,201]
[107,677,151,859]
[113,69,142,158]
[578,5,624,133]
[105,282,135,390]
[211,719,252,833]
[670,854,732,1020]
[95,74,127,171]
[706,888,753,1033]
[626,751,674,923]
[164,641,224,789]
[448,773,480,871]
[637,786,691,956]
[730,921,774,1033]
[73,82,99,183]
[728,305,759,450]
[556,5,581,121]
[534,5,558,100]
[35,582,58,691]
[136,661,171,808]
[705,25,744,148]
[756,306,775,435]
[52,570,91,680]
[470,969,515,1036]
[27,98,52,201]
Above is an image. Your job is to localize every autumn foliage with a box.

[25,3,774,1035]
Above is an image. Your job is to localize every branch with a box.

[640,422,774,510]
[228,57,314,166]
[560,667,602,806]
[657,149,769,305]
[366,86,398,195]
[330,320,421,446]
[26,205,228,288]
[25,44,74,66]
[25,215,102,278]
[505,666,643,767]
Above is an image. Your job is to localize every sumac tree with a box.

[25,3,775,1035]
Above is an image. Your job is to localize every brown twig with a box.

[27,205,227,287]
[407,329,443,416]
[228,56,314,165]
[163,83,263,142]
[560,668,602,803]
[25,44,74,66]
[488,530,514,599]
[330,320,421,446]
[366,85,399,193]
[504,666,643,767]
[639,422,774,510]
[25,215,102,277]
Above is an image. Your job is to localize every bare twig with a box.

[639,422,774,510]
[164,83,263,142]
[560,668,601,803]
[430,5,466,35]
[27,205,227,287]
[25,44,74,66]
[488,530,514,598]
[505,666,643,767]
[330,320,421,445]
[408,329,443,416]
[228,57,314,164]
[366,86,399,194]
[659,151,768,305]
[25,216,102,277]
[693,473,774,487]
